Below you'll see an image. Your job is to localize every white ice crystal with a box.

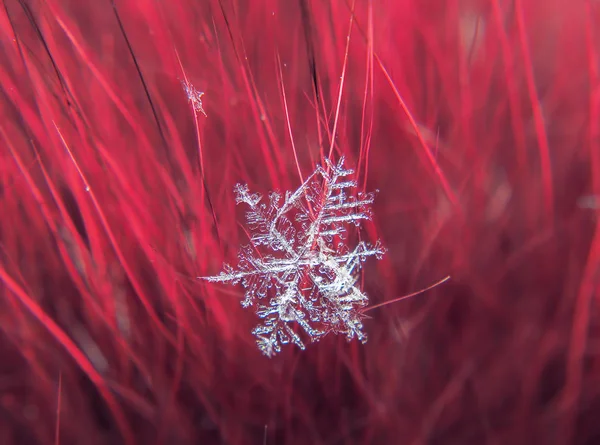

[182,80,207,117]
[200,157,385,357]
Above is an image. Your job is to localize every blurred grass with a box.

[0,0,599,444]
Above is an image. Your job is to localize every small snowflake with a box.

[200,157,385,356]
[182,80,206,117]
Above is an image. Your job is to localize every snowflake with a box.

[200,157,386,356]
[182,80,206,117]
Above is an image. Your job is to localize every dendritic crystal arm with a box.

[200,157,386,356]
